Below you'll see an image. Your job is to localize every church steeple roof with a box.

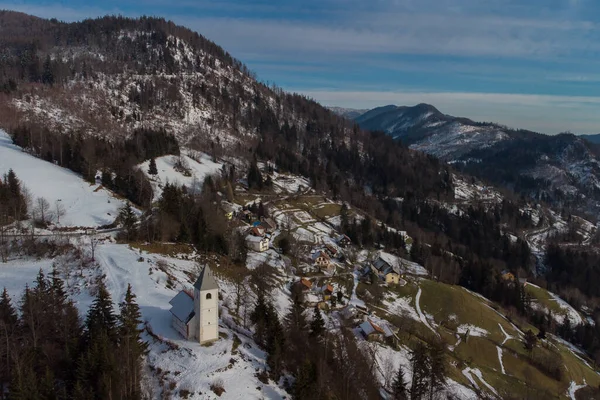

[194,265,218,291]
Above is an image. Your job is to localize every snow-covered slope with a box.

[139,152,223,198]
[0,241,288,399]
[355,103,510,159]
[0,130,126,227]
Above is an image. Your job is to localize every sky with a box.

[4,0,600,134]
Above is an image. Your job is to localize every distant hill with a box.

[580,134,600,144]
[355,104,600,212]
[327,106,369,120]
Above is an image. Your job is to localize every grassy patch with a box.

[525,284,570,318]
[313,203,341,219]
[418,280,519,344]
[130,242,195,257]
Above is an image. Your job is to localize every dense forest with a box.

[0,270,145,399]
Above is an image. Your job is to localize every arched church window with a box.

[206,293,212,300]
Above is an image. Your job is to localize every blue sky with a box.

[5,0,600,134]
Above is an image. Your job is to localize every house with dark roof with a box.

[371,257,400,284]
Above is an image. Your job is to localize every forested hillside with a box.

[0,11,599,400]
[354,104,600,214]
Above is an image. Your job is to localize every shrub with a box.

[210,378,225,396]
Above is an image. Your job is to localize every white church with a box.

[168,265,219,344]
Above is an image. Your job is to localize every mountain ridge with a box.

[354,103,600,213]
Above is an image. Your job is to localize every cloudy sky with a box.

[6,0,600,134]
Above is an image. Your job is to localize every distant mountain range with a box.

[330,104,600,212]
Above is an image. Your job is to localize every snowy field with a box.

[0,130,127,227]
[0,242,288,399]
[139,151,222,198]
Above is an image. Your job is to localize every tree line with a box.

[0,269,146,399]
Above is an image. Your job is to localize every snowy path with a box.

[497,346,506,375]
[499,323,513,345]
[349,271,366,309]
[568,380,586,400]
[463,367,499,397]
[415,287,437,335]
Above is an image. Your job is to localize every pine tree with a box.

[292,359,318,400]
[410,342,429,400]
[119,202,138,241]
[524,329,537,351]
[427,342,446,400]
[42,55,54,85]
[391,366,408,400]
[250,293,269,347]
[266,310,285,379]
[340,203,350,231]
[247,159,263,190]
[85,281,117,341]
[148,158,158,176]
[0,287,18,396]
[118,284,146,399]
[309,305,325,338]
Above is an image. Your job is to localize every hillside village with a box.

[1,126,599,399]
[0,12,599,400]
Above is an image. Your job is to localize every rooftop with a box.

[194,265,219,291]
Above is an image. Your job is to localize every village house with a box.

[246,235,270,252]
[321,284,334,301]
[312,250,336,275]
[169,266,219,344]
[240,209,253,222]
[260,217,277,234]
[312,250,331,268]
[324,243,339,258]
[359,318,396,342]
[371,257,400,284]
[298,278,313,291]
[359,319,386,341]
[501,270,516,282]
[336,234,352,248]
[250,224,266,237]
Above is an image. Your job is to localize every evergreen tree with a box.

[427,342,446,400]
[410,342,429,400]
[42,55,54,85]
[524,329,538,352]
[340,203,349,232]
[0,288,18,396]
[247,159,263,190]
[266,307,285,379]
[391,366,408,400]
[85,281,117,341]
[309,306,325,338]
[292,359,318,400]
[148,158,158,175]
[250,293,269,347]
[118,284,146,399]
[119,202,138,241]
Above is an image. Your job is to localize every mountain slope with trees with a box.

[355,104,600,213]
[0,11,599,400]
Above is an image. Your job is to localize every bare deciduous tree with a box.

[55,200,66,224]
[35,197,51,226]
[90,233,99,261]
